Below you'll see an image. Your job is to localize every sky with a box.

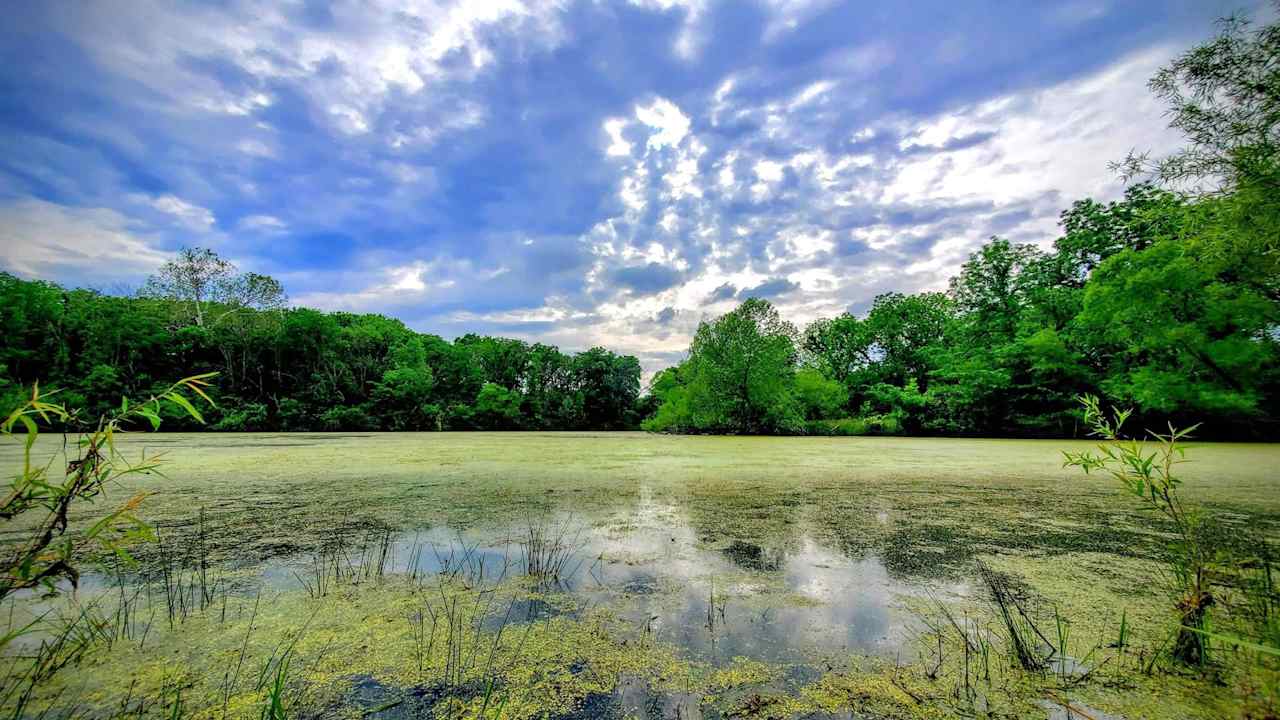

[0,0,1260,376]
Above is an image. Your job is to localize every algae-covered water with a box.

[2,433,1278,719]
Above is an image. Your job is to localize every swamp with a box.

[3,432,1278,719]
[3,5,1280,718]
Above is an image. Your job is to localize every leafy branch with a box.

[1063,394,1213,665]
[1,373,217,607]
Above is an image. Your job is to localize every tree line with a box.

[644,12,1279,439]
[0,260,642,432]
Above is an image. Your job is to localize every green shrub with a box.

[319,405,376,431]
[807,413,906,436]
[213,402,269,431]
[807,418,869,436]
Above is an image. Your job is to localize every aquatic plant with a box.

[1063,395,1215,665]
[292,521,394,599]
[1,375,216,613]
[519,516,585,589]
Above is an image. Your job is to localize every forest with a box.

[644,12,1280,439]
[3,177,1277,438]
[645,179,1279,438]
[0,266,643,432]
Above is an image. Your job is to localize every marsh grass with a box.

[976,561,1052,673]
[293,521,395,599]
[154,523,227,628]
[1,618,88,718]
[1065,396,1280,712]
[393,561,553,718]
[518,516,586,590]
[906,560,1161,717]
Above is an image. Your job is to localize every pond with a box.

[3,432,1277,719]
[251,486,970,668]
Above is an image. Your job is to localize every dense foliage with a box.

[644,176,1277,438]
[0,272,642,432]
[645,12,1279,439]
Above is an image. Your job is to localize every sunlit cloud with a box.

[0,0,1248,373]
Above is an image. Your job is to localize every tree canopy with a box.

[0,263,643,432]
[644,10,1280,439]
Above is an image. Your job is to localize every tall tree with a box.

[573,348,641,430]
[653,298,801,434]
[948,238,1043,341]
[141,248,235,327]
[1116,9,1280,194]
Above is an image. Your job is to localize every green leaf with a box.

[19,415,37,452]
[165,392,205,424]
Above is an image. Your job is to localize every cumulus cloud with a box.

[707,283,738,302]
[0,0,1247,374]
[611,262,684,295]
[739,277,799,299]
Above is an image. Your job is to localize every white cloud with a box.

[884,47,1183,212]
[635,98,691,150]
[56,0,564,139]
[603,118,633,157]
[0,199,170,284]
[789,80,834,109]
[239,214,287,232]
[328,104,370,135]
[16,0,1212,378]
[144,194,216,231]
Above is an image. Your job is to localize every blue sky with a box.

[0,0,1257,375]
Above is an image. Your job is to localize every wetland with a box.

[3,432,1278,719]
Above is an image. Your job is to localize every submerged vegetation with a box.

[0,430,1277,719]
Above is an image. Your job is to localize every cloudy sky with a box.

[0,0,1256,374]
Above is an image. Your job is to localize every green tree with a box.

[1116,10,1280,194]
[523,344,576,429]
[1049,183,1185,284]
[668,298,802,434]
[572,347,641,430]
[948,237,1044,341]
[1076,237,1277,424]
[473,382,523,429]
[794,368,846,421]
[141,247,236,327]
[371,337,436,430]
[801,314,872,391]
[457,335,530,391]
[861,292,954,390]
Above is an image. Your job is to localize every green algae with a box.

[2,432,1278,718]
[4,563,1274,719]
